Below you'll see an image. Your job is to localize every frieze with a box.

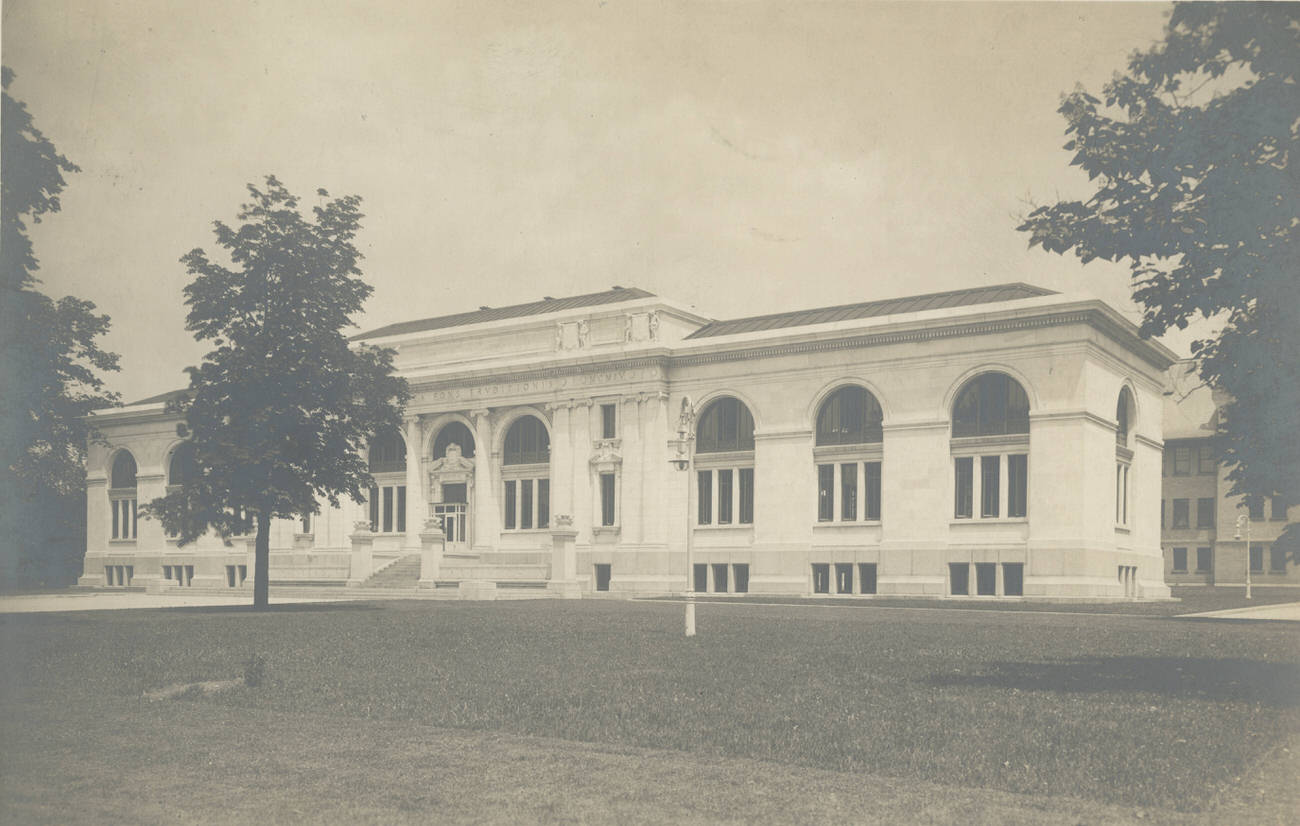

[414,360,667,404]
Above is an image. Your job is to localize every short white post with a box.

[418,516,445,588]
[346,520,374,587]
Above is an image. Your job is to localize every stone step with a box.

[365,554,422,588]
[440,564,550,580]
[478,551,550,565]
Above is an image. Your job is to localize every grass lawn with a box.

[2,599,1298,823]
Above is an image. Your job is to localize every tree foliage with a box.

[1,67,120,587]
[144,176,409,606]
[1018,4,1299,534]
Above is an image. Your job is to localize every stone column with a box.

[470,409,497,552]
[418,516,445,587]
[547,402,574,520]
[404,415,424,550]
[346,521,374,587]
[622,395,643,544]
[547,515,581,598]
[571,400,594,543]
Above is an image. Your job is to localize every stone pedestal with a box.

[346,521,374,587]
[458,580,498,600]
[548,516,582,598]
[418,517,446,588]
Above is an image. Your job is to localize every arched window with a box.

[952,373,1030,437]
[1115,387,1135,525]
[816,386,883,446]
[696,397,755,453]
[694,397,755,527]
[368,430,406,473]
[1116,387,1134,445]
[951,373,1030,527]
[503,416,549,465]
[367,430,407,533]
[814,387,884,525]
[109,450,138,540]
[502,416,550,530]
[167,443,198,487]
[432,421,476,460]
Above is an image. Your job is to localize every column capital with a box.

[469,408,491,421]
[545,400,574,413]
[572,398,595,409]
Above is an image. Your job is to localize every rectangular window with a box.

[1172,499,1189,529]
[1163,447,1173,478]
[537,479,549,529]
[1172,547,1188,573]
[503,480,517,530]
[1008,454,1027,518]
[817,464,834,522]
[1002,563,1023,597]
[382,487,393,533]
[1248,499,1264,521]
[369,486,380,532]
[975,563,996,596]
[712,563,729,593]
[835,563,853,594]
[1250,544,1264,573]
[865,462,882,521]
[697,470,712,525]
[396,486,406,533]
[693,563,708,593]
[594,564,611,592]
[732,564,749,594]
[1161,499,1166,528]
[840,463,858,521]
[520,480,534,530]
[858,563,878,595]
[1197,498,1215,528]
[949,563,969,596]
[739,468,754,525]
[1196,546,1212,573]
[954,457,973,519]
[600,473,616,527]
[1270,545,1286,573]
[111,501,120,539]
[301,514,311,533]
[717,469,733,525]
[980,455,1000,518]
[1272,497,1289,521]
[601,403,616,439]
[811,563,830,594]
[1174,446,1191,475]
[226,566,237,588]
[1198,445,1216,475]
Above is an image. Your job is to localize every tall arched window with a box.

[167,443,198,488]
[432,421,476,460]
[502,416,549,530]
[1115,387,1136,525]
[368,430,406,533]
[952,373,1030,438]
[951,373,1030,531]
[109,451,138,540]
[694,397,755,527]
[815,386,884,524]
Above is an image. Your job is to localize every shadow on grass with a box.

[926,657,1300,708]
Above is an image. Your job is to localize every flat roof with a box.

[684,282,1056,339]
[352,286,656,341]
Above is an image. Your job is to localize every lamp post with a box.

[1234,512,1252,600]
[669,396,696,636]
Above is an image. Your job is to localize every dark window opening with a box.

[520,480,534,530]
[980,455,1000,518]
[858,563,878,595]
[1172,547,1188,573]
[811,563,830,594]
[1002,563,1023,596]
[697,470,712,525]
[817,464,834,522]
[537,479,549,529]
[1008,454,1027,518]
[693,563,708,593]
[954,457,973,519]
[1197,498,1215,528]
[504,417,550,465]
[600,473,616,527]
[594,564,611,592]
[733,564,749,593]
[835,563,853,594]
[816,386,883,445]
[949,563,969,596]
[717,469,733,525]
[975,562,996,596]
[696,398,755,453]
[712,563,729,593]
[952,373,1030,437]
[1196,547,1212,573]
[503,481,517,530]
[865,462,882,521]
[432,421,476,460]
[1172,499,1189,529]
[841,463,858,521]
[368,430,406,473]
[739,468,754,524]
[601,404,617,439]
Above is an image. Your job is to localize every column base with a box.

[547,579,583,599]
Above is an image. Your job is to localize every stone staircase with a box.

[364,554,423,588]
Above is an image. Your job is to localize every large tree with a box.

[1,67,120,588]
[145,176,408,607]
[1018,4,1299,538]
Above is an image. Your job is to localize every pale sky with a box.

[4,1,1185,403]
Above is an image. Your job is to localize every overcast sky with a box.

[4,1,1184,403]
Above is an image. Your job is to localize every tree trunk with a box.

[254,512,271,608]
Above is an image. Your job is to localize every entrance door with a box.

[435,483,470,553]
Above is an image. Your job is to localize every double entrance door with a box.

[433,483,470,553]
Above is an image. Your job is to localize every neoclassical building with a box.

[81,282,1176,599]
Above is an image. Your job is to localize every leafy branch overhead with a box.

[145,176,409,606]
[1017,4,1299,520]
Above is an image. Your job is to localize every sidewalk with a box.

[0,591,364,613]
[1181,601,1300,622]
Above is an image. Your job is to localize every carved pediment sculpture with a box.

[590,438,622,471]
[428,442,475,474]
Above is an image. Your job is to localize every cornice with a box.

[407,354,669,396]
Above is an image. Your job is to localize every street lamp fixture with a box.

[669,396,696,636]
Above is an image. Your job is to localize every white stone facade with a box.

[80,284,1176,599]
